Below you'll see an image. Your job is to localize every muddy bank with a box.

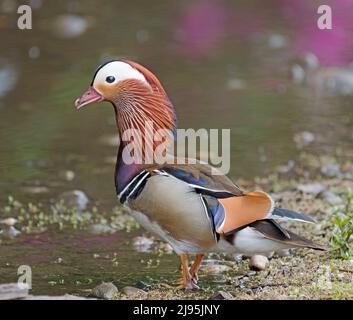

[1,163,353,299]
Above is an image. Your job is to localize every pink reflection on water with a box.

[278,0,353,66]
[174,0,229,58]
[174,0,353,66]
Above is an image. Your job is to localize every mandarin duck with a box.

[75,60,325,289]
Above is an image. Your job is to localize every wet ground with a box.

[1,0,353,298]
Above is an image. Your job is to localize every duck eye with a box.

[105,76,116,83]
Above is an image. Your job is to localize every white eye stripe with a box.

[92,61,149,88]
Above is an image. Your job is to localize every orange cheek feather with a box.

[95,83,121,101]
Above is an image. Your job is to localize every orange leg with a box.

[189,254,204,283]
[175,254,199,290]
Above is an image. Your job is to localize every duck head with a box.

[75,60,176,132]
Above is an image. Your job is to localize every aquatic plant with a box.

[330,189,353,259]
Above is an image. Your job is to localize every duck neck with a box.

[112,85,177,193]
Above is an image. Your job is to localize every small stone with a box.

[58,190,89,211]
[246,271,257,277]
[0,283,29,300]
[122,286,147,296]
[321,164,342,178]
[293,131,315,148]
[0,217,17,226]
[52,14,89,39]
[304,53,320,70]
[60,170,75,181]
[0,62,18,98]
[276,249,290,257]
[157,242,173,254]
[203,264,232,275]
[277,160,295,174]
[28,46,40,59]
[297,183,326,197]
[268,34,287,49]
[232,254,243,263]
[90,282,118,300]
[291,64,306,84]
[54,257,63,264]
[132,236,154,252]
[88,224,116,235]
[0,226,21,239]
[321,191,342,205]
[135,281,151,290]
[249,255,269,271]
[209,291,234,300]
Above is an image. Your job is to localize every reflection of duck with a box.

[75,60,325,289]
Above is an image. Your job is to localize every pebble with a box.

[0,226,21,239]
[88,224,116,235]
[276,249,291,257]
[249,255,269,271]
[291,64,306,84]
[0,283,29,300]
[90,282,118,300]
[0,62,18,98]
[60,170,75,181]
[0,217,17,226]
[268,34,287,49]
[28,46,40,59]
[232,254,243,263]
[135,281,151,291]
[277,160,295,174]
[304,53,320,70]
[293,131,315,148]
[58,190,89,211]
[132,236,154,252]
[158,242,174,254]
[209,291,234,300]
[122,286,147,296]
[203,264,232,275]
[321,191,342,205]
[52,14,89,39]
[321,164,342,178]
[297,183,326,197]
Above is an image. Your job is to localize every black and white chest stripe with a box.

[118,170,151,204]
